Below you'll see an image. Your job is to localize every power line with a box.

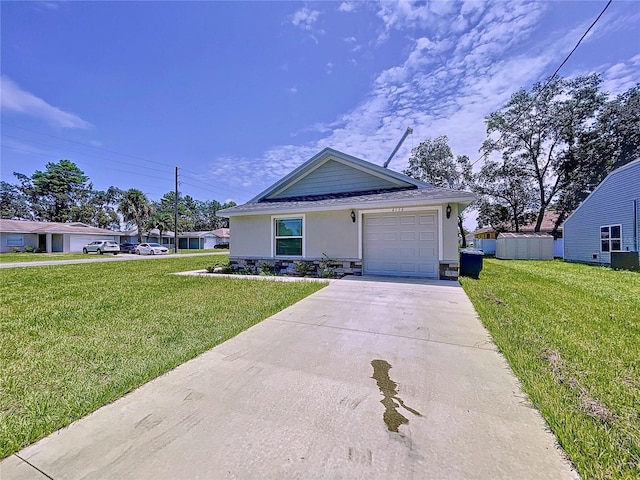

[470,0,612,167]
[1,133,171,174]
[1,122,174,168]
[1,124,258,197]
[1,145,174,183]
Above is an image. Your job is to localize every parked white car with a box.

[82,240,120,255]
[135,243,169,255]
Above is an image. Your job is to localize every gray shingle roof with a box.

[0,219,120,235]
[219,186,475,217]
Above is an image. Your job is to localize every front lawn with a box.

[0,256,326,458]
[0,252,90,263]
[460,259,639,480]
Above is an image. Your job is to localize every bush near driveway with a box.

[461,259,640,480]
[0,255,326,458]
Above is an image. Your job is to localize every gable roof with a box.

[0,219,120,235]
[563,158,640,226]
[250,147,432,202]
[220,148,474,217]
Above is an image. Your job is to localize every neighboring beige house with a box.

[0,219,121,253]
[217,148,475,279]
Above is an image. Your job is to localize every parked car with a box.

[214,242,229,249]
[136,243,169,255]
[82,240,120,255]
[119,242,138,254]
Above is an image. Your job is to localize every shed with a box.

[496,233,554,260]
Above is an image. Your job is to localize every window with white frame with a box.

[274,217,303,256]
[6,234,23,247]
[600,225,622,252]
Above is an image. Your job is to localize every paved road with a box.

[1,276,578,479]
[0,252,227,268]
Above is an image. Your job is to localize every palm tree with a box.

[118,189,152,243]
[146,211,172,247]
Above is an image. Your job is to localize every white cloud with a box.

[338,2,356,13]
[1,76,92,129]
[326,62,334,75]
[290,7,320,31]
[288,86,298,94]
[203,1,637,205]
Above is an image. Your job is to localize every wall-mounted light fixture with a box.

[446,204,452,219]
[350,210,356,223]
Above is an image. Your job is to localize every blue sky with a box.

[1,1,639,224]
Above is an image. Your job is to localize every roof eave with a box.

[219,194,475,217]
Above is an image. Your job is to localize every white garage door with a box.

[363,211,439,278]
[69,235,117,252]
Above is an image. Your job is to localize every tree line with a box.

[0,160,236,242]
[404,74,639,246]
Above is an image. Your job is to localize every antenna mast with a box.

[383,127,413,168]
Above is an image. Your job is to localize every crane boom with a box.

[383,127,413,168]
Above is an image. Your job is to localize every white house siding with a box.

[442,203,460,262]
[229,215,273,258]
[268,159,402,199]
[0,233,38,253]
[229,210,359,260]
[305,210,359,259]
[564,160,640,265]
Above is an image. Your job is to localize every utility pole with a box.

[174,166,179,254]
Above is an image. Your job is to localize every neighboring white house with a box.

[217,148,475,280]
[122,228,230,249]
[0,219,121,253]
[563,158,640,265]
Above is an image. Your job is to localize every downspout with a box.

[634,199,638,251]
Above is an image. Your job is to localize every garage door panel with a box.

[399,231,416,241]
[420,231,435,241]
[419,214,435,225]
[363,210,439,278]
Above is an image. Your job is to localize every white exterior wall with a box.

[229,203,459,263]
[229,215,273,258]
[305,210,359,258]
[0,233,38,253]
[442,203,460,262]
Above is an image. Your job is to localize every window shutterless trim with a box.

[600,224,622,252]
[271,214,305,258]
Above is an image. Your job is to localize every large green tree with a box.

[403,136,473,246]
[70,186,122,229]
[555,84,640,231]
[473,160,536,232]
[481,74,606,233]
[118,189,152,243]
[14,159,91,222]
[0,181,32,220]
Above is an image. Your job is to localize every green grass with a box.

[0,255,326,458]
[0,252,91,262]
[177,248,227,254]
[460,259,640,480]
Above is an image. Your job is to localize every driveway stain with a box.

[371,359,422,432]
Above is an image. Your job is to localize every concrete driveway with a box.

[1,276,577,479]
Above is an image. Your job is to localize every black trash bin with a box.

[460,248,484,279]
